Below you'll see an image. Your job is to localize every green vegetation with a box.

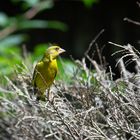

[0,0,140,140]
[0,42,140,140]
[82,0,99,8]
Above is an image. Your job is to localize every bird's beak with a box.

[59,48,66,54]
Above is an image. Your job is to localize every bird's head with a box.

[44,46,65,61]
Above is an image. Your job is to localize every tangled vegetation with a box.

[0,41,140,140]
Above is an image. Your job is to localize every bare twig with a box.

[124,18,140,26]
[85,29,105,55]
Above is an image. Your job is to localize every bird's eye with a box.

[55,47,59,51]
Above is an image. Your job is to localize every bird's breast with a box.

[43,59,58,83]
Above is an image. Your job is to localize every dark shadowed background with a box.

[0,0,140,78]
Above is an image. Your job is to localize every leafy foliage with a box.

[0,46,22,76]
[0,0,67,80]
[0,43,140,140]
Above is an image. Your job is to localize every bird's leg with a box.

[53,81,57,88]
[36,90,46,101]
[47,88,51,101]
[47,88,55,102]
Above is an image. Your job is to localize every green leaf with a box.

[17,19,49,29]
[18,0,54,11]
[0,35,26,48]
[17,19,68,32]
[82,0,99,8]
[0,46,22,76]
[12,0,39,7]
[37,0,54,11]
[32,44,48,61]
[57,58,77,83]
[47,21,68,32]
[0,12,9,27]
[22,0,39,7]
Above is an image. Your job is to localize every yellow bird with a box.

[32,45,65,101]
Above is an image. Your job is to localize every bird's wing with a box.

[32,61,42,86]
[32,61,44,95]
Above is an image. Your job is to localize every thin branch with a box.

[124,18,140,26]
[85,29,105,55]
[0,24,17,39]
[51,101,78,140]
[136,1,140,7]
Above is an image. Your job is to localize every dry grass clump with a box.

[0,43,140,140]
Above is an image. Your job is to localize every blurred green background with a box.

[0,0,139,81]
